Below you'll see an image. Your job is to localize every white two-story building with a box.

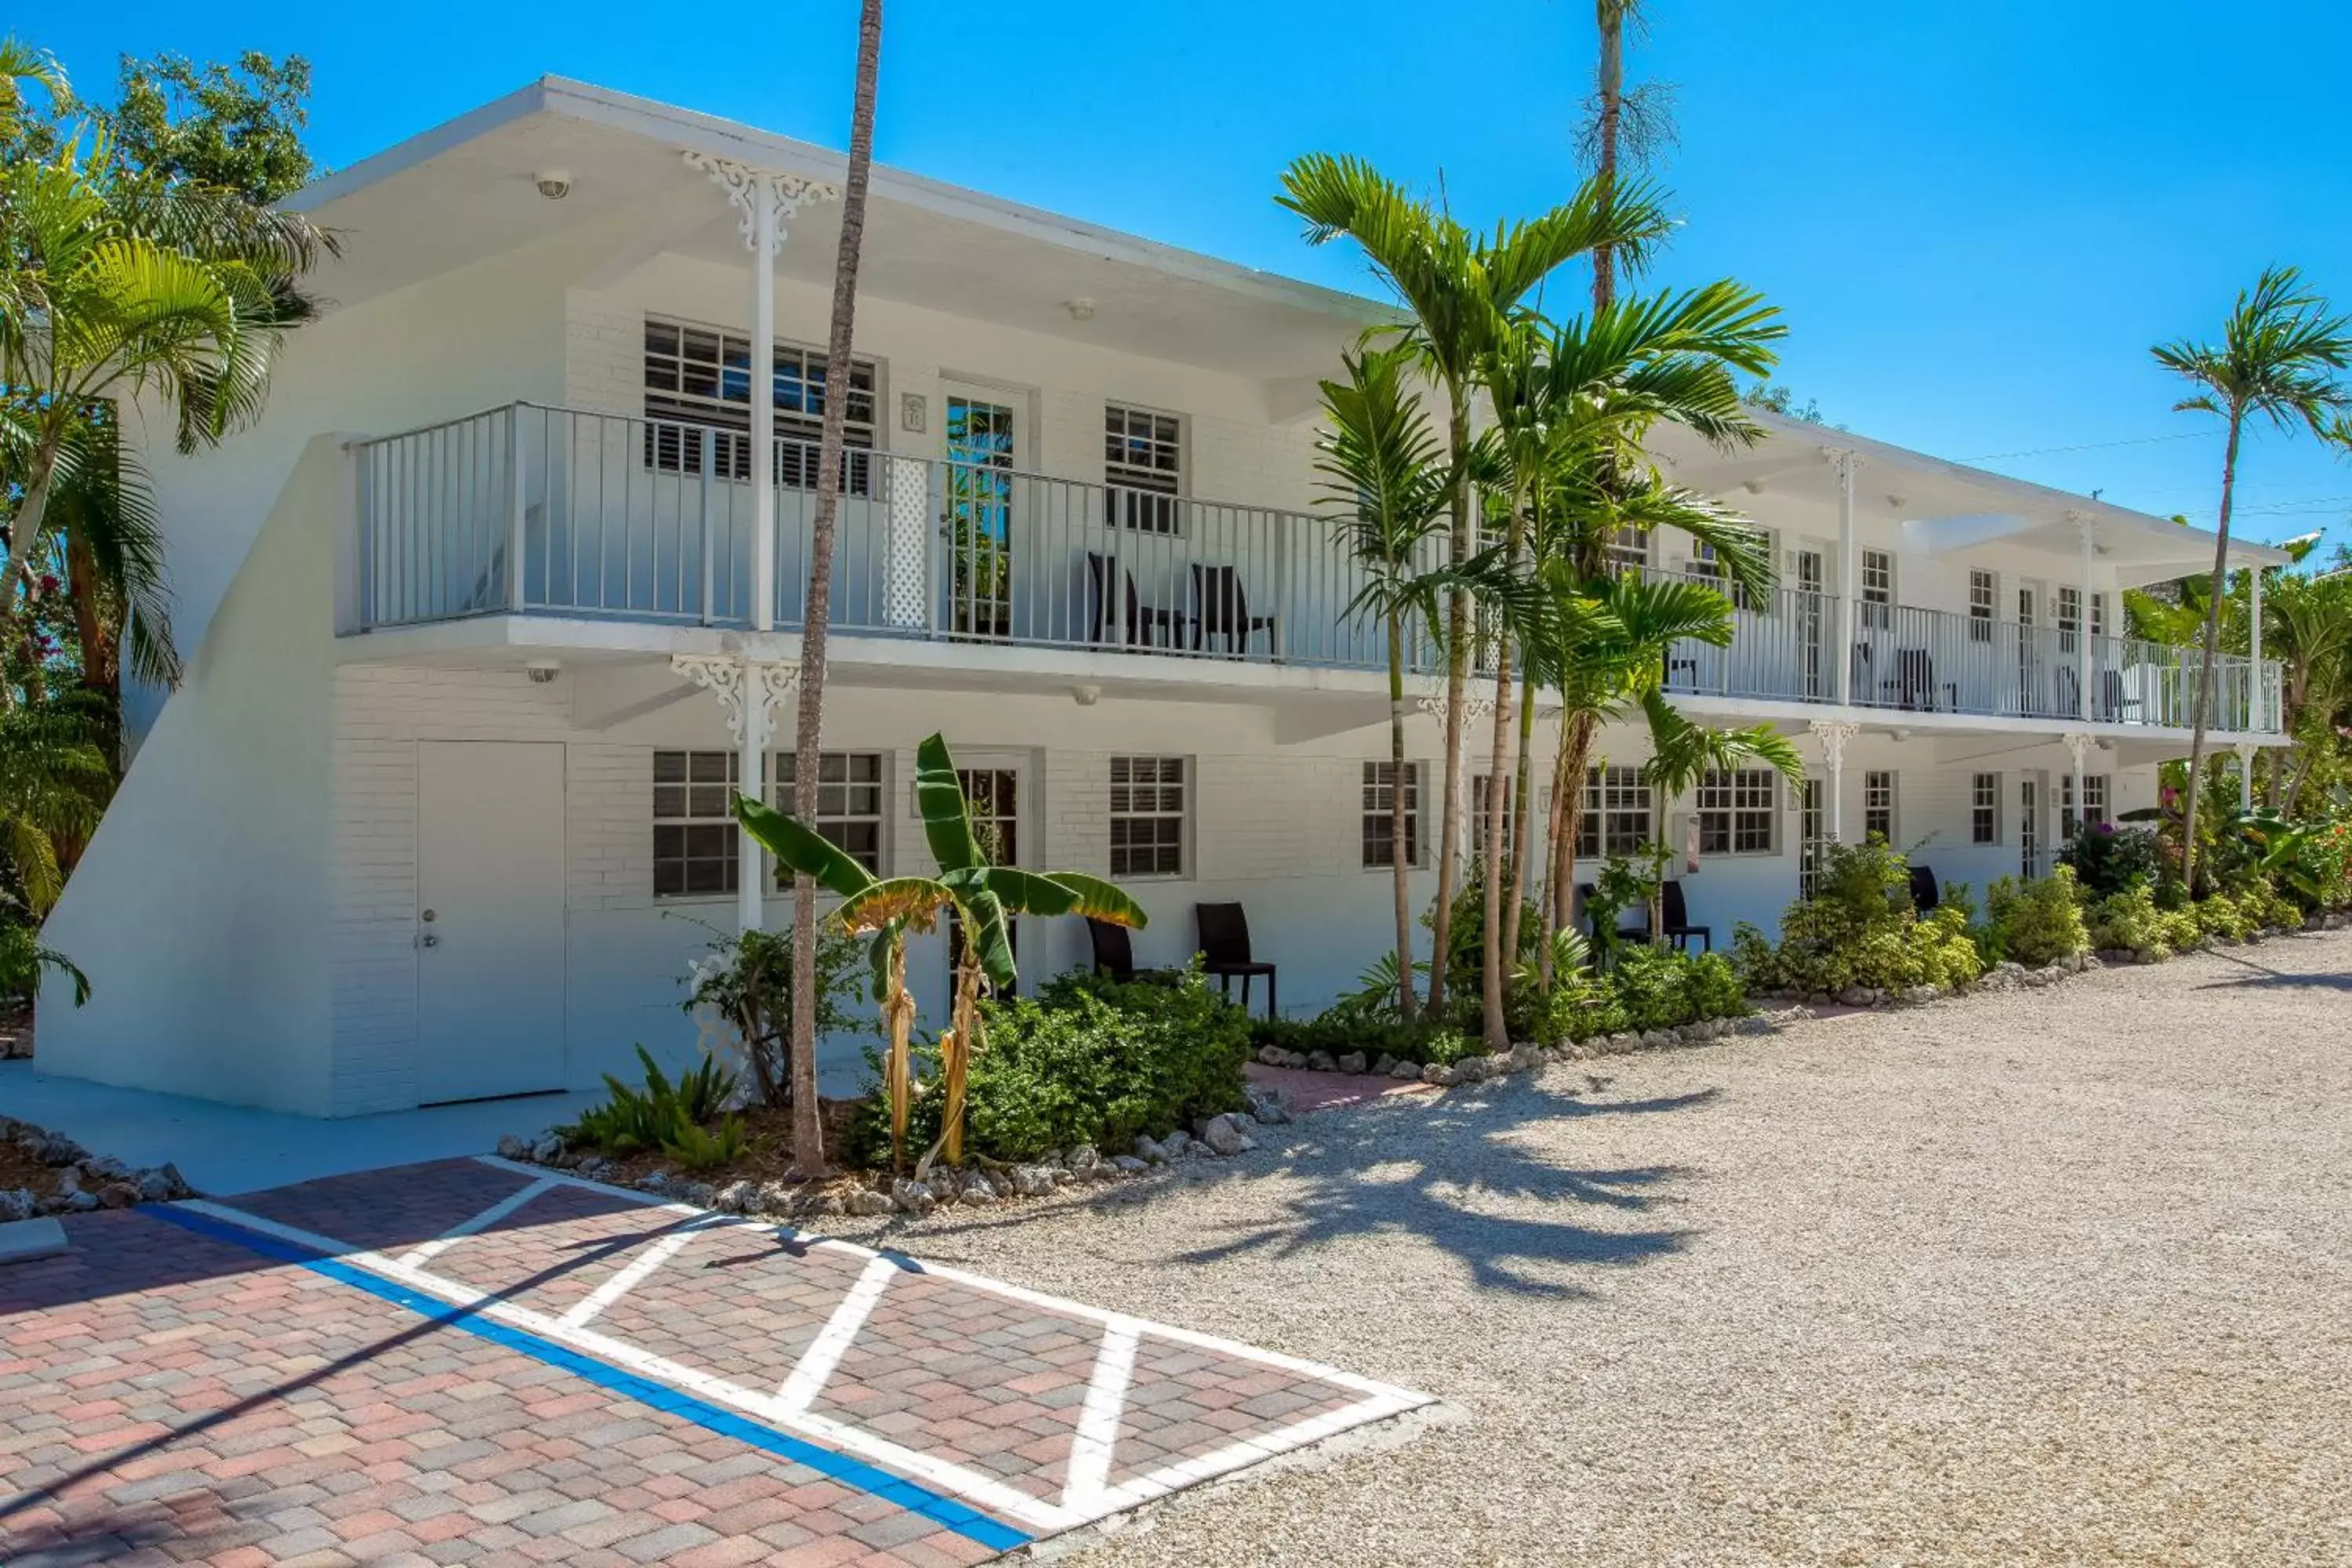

[38,78,2290,1116]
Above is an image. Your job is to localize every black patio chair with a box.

[1086,552,1178,649]
[1085,916,1176,986]
[1189,564,1278,656]
[1907,864,1940,912]
[1194,902,1276,1018]
[1575,883,1650,948]
[1657,880,1711,953]
[2100,668,2143,723]
[1882,648,1958,712]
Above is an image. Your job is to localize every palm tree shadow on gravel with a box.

[2192,946,2352,991]
[916,1074,1717,1300]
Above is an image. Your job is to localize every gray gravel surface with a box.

[889,931,2352,1566]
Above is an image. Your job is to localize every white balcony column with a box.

[2062,731,2091,837]
[2247,545,2265,731]
[2235,740,2257,811]
[2072,511,2095,722]
[1828,449,1861,706]
[673,652,799,934]
[683,153,844,632]
[1809,718,1860,842]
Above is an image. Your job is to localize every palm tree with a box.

[1315,343,1451,1016]
[1582,0,1674,316]
[1635,688,1802,939]
[737,734,1143,1176]
[786,0,884,1179]
[0,697,109,913]
[2152,267,2352,887]
[1278,154,1671,1011]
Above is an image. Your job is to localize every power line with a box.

[1954,430,2205,462]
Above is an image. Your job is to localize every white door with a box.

[417,741,567,1103]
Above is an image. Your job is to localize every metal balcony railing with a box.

[350,402,2279,733]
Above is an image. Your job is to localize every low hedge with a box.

[849,963,1250,1165]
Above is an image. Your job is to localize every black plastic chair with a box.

[1658,880,1711,953]
[1189,564,1278,656]
[1086,552,1178,649]
[1882,648,1958,712]
[1574,884,1650,947]
[1907,865,1940,912]
[1194,902,1276,1018]
[2100,669,2142,723]
[1086,917,1174,985]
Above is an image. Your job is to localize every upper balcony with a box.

[347,401,2283,735]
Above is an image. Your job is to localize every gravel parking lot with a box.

[900,931,2352,1566]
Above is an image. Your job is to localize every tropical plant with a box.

[1316,342,1451,1016]
[736,732,1145,1175]
[1633,688,1802,939]
[1984,866,2091,967]
[0,696,111,911]
[1278,153,1672,1014]
[2151,266,2352,889]
[2056,819,2164,898]
[783,0,884,1179]
[559,1045,740,1157]
[677,919,866,1109]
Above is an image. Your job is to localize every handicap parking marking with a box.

[163,1154,1436,1547]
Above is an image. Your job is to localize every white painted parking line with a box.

[775,1253,900,1415]
[1062,1316,1142,1512]
[395,1175,560,1269]
[558,1214,724,1329]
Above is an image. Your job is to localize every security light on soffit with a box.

[535,169,572,200]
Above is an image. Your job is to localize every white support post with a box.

[2236,741,2256,812]
[2063,731,2091,838]
[1830,451,1860,707]
[2074,514,2094,723]
[683,153,843,633]
[1809,719,1860,844]
[2247,546,2265,732]
[671,653,798,936]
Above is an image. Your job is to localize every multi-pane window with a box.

[1860,548,1894,630]
[2020,778,2042,877]
[642,316,877,489]
[1362,761,1421,869]
[2091,591,2107,638]
[1969,569,1997,644]
[1863,769,1896,844]
[1799,777,1827,898]
[1577,765,1653,858]
[775,753,886,875]
[653,750,741,897]
[1687,536,1763,610]
[1696,768,1776,855]
[1105,404,1181,534]
[2061,773,2111,836]
[1604,525,1650,576]
[1972,772,2001,844]
[1109,756,1187,877]
[2057,585,2083,652]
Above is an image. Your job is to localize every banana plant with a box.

[733,732,1145,1174]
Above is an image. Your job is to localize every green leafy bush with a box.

[1606,945,1748,1031]
[561,1046,740,1156]
[1251,1011,1480,1066]
[677,920,866,1107]
[851,964,1250,1165]
[2057,821,2163,897]
[2190,889,2254,942]
[1984,866,2089,968]
[1735,840,1983,995]
[659,1113,749,1171]
[2082,884,2197,960]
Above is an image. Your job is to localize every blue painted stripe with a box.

[147,1203,1031,1553]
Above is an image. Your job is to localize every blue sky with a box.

[35,1,2352,557]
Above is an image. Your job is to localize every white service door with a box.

[417,741,567,1103]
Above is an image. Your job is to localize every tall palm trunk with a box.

[1386,611,1417,1018]
[1428,390,1474,1014]
[787,0,883,1178]
[1501,661,1538,971]
[2181,410,2243,892]
[1479,495,1529,1050]
[66,534,120,697]
[1537,710,1587,987]
[1591,1,1628,315]
[0,438,61,709]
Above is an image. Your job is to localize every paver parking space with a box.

[0,1155,1431,1564]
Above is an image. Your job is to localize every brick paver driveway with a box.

[0,1156,1428,1565]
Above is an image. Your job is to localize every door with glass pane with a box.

[946,763,1022,994]
[2016,580,2046,716]
[2020,776,2042,878]
[1793,547,1826,699]
[944,394,1016,639]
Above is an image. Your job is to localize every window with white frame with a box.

[1860,548,1894,630]
[1799,777,1827,898]
[1473,772,1514,860]
[654,750,741,897]
[1578,765,1652,858]
[1604,525,1650,576]
[1864,769,1896,843]
[774,752,887,875]
[1687,534,1766,610]
[1109,756,1187,877]
[1362,761,1421,869]
[1972,771,2001,844]
[2091,591,2107,638]
[2061,773,2111,836]
[1696,768,1776,855]
[1105,404,1181,535]
[641,316,877,491]
[1969,569,1997,644]
[2057,585,2083,652]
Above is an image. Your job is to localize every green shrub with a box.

[2190,889,2255,942]
[561,1046,740,1156]
[2084,884,2172,960]
[1734,840,1983,996]
[2227,875,2304,934]
[2057,821,2163,897]
[1605,945,1748,1031]
[660,1114,748,1171]
[677,920,866,1108]
[851,964,1250,1165]
[1984,866,2089,967]
[1250,1010,1480,1065]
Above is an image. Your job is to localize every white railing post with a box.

[698,426,717,626]
[2074,513,2094,722]
[1829,448,1859,706]
[506,404,526,612]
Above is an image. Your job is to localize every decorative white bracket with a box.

[682,151,843,255]
[1808,717,1861,769]
[670,653,799,743]
[1416,671,1494,731]
[1823,448,1864,485]
[2061,731,2095,771]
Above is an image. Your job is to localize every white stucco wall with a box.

[38,436,350,1114]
